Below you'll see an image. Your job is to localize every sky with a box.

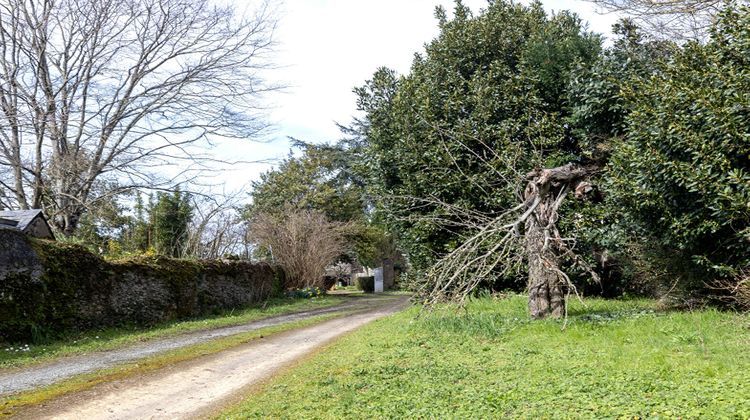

[213,0,621,192]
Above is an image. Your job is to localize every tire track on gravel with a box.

[23,295,410,419]
[0,295,381,395]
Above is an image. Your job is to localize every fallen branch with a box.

[418,163,601,319]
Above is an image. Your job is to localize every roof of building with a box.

[0,209,46,232]
[0,217,19,227]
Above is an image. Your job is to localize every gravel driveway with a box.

[0,294,395,396]
[12,294,409,419]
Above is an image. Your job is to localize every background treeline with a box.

[71,189,254,261]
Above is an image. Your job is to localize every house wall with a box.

[25,217,55,240]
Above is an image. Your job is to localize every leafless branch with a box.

[0,0,280,235]
[248,208,349,289]
[586,0,734,40]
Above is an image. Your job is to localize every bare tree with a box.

[249,209,348,290]
[184,191,249,260]
[586,0,734,40]
[0,0,278,235]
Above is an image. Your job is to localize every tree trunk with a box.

[419,164,597,314]
[52,207,82,237]
[525,195,565,319]
[523,164,594,319]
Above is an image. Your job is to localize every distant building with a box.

[0,210,56,240]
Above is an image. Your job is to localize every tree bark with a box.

[525,197,565,319]
[524,164,594,318]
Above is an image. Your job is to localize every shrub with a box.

[285,287,325,299]
[356,276,375,293]
[607,5,750,285]
[248,208,348,289]
[322,276,336,291]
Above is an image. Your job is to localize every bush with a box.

[605,5,750,291]
[248,209,347,289]
[356,276,375,293]
[323,276,336,291]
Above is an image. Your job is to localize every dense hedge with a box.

[0,229,284,342]
[356,276,375,293]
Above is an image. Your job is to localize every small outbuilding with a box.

[0,209,56,240]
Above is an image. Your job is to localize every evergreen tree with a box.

[152,188,193,258]
[352,1,601,272]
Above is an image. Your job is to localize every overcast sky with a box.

[213,0,620,192]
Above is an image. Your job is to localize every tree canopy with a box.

[607,5,750,279]
[349,0,750,314]
[352,1,601,271]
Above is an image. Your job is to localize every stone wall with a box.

[0,229,283,342]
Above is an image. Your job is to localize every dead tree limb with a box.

[586,0,729,41]
[419,163,600,319]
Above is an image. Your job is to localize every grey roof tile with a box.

[0,209,44,231]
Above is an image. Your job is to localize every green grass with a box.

[0,295,344,369]
[220,294,750,419]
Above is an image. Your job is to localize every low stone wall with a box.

[0,229,283,342]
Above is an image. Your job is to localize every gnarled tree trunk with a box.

[419,163,598,319]
[524,164,594,319]
[525,196,565,319]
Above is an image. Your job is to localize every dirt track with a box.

[0,295,374,396]
[15,294,409,419]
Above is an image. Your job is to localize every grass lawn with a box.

[0,295,344,369]
[220,294,750,418]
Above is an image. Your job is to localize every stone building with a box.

[0,209,56,240]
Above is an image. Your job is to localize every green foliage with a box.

[345,224,397,268]
[120,192,154,255]
[607,5,750,280]
[359,276,374,293]
[342,1,748,303]
[62,188,193,259]
[247,143,364,223]
[72,198,133,254]
[552,22,675,295]
[567,19,673,159]
[352,1,601,270]
[221,295,750,418]
[151,188,193,258]
[356,276,375,293]
[246,142,397,268]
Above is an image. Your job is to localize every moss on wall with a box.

[0,230,282,342]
